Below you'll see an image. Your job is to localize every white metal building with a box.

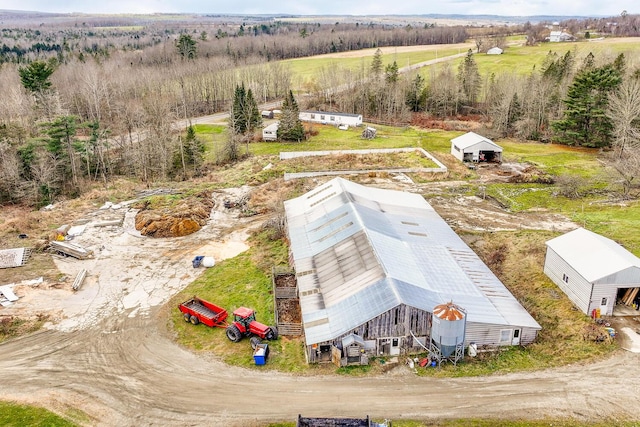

[544,227,640,316]
[487,47,503,55]
[299,111,363,127]
[284,178,540,363]
[262,122,279,141]
[450,132,503,163]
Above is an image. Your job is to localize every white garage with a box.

[450,132,502,163]
[544,227,640,317]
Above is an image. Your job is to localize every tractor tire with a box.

[226,324,243,342]
[190,315,200,325]
[267,326,278,341]
[183,313,191,322]
[250,337,261,350]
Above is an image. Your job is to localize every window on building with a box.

[320,115,325,120]
[330,116,335,121]
[500,329,512,343]
[562,273,569,283]
[601,297,608,306]
[311,114,315,119]
[454,145,460,152]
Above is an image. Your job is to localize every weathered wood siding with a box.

[306,304,431,363]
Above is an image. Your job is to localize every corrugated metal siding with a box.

[544,248,592,314]
[286,177,540,347]
[594,266,640,286]
[590,284,618,316]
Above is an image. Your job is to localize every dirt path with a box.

[1,182,640,426]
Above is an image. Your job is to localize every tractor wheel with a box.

[250,337,261,350]
[226,324,243,342]
[190,315,200,325]
[183,313,191,322]
[267,326,278,341]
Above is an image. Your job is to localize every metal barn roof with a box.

[451,132,503,151]
[284,178,540,345]
[546,227,640,282]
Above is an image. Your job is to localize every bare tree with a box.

[606,77,640,157]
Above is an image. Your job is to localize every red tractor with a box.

[225,307,278,342]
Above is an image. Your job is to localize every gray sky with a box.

[0,1,635,17]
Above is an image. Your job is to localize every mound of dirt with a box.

[134,193,214,237]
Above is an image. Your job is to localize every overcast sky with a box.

[0,1,635,17]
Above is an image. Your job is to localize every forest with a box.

[1,10,639,206]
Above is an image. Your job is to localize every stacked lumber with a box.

[621,288,639,306]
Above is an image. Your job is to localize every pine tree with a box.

[405,74,427,112]
[246,88,262,132]
[231,84,248,134]
[176,34,197,59]
[370,48,383,76]
[385,61,399,84]
[457,49,482,106]
[278,90,305,142]
[553,63,622,147]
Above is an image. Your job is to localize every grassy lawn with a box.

[0,401,80,427]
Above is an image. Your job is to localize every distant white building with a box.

[299,111,363,127]
[487,47,503,55]
[450,132,503,163]
[262,122,279,141]
[549,31,574,42]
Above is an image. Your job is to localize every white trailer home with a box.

[450,132,503,163]
[544,228,640,317]
[262,122,279,141]
[299,111,363,127]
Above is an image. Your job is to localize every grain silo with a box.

[430,301,466,365]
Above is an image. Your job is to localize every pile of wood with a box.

[621,288,639,306]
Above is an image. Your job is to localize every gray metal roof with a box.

[546,227,640,282]
[451,132,503,151]
[285,177,540,345]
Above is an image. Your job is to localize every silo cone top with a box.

[433,301,465,321]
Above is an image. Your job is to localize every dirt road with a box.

[1,183,640,426]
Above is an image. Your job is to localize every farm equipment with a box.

[225,307,278,342]
[178,297,228,327]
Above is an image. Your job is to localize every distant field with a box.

[281,37,640,86]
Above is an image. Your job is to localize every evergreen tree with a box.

[457,49,481,106]
[246,88,262,132]
[553,63,622,147]
[176,34,197,59]
[370,48,383,76]
[18,60,55,94]
[405,74,427,112]
[231,84,248,134]
[278,90,305,142]
[385,61,399,84]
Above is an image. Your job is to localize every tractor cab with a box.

[232,307,256,330]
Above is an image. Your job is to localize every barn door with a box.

[390,337,401,356]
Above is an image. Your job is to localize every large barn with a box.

[284,178,540,363]
[544,227,640,316]
[450,132,502,163]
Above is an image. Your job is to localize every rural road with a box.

[0,313,639,426]
[1,188,640,426]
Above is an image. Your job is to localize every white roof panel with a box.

[451,132,503,151]
[546,227,640,282]
[285,177,540,345]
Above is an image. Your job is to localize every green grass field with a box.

[0,401,80,427]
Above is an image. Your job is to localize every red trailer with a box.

[178,297,228,327]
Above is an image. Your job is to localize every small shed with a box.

[487,47,503,55]
[262,122,279,141]
[544,228,640,316]
[341,334,367,366]
[450,132,502,163]
[299,111,363,127]
[261,110,274,119]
